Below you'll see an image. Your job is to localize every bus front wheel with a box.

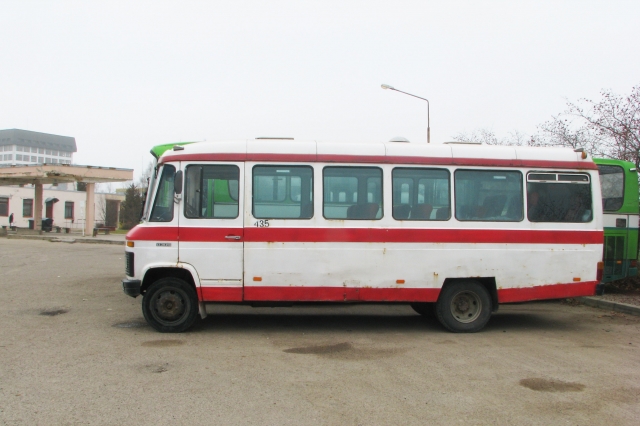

[142,278,199,333]
[435,281,491,333]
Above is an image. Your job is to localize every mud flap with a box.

[199,301,208,319]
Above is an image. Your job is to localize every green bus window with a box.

[252,165,313,219]
[149,165,176,222]
[184,165,240,219]
[598,165,624,211]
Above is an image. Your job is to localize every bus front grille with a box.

[125,251,134,277]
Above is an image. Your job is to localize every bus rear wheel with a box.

[435,281,492,333]
[142,278,199,333]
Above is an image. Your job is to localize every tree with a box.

[453,85,640,166]
[532,86,640,164]
[138,161,154,189]
[119,183,144,230]
[452,129,530,146]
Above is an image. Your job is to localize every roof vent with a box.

[256,137,294,140]
[389,137,410,143]
[172,145,185,151]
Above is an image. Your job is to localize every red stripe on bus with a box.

[126,226,179,241]
[180,227,244,242]
[243,228,603,244]
[160,153,597,170]
[127,226,603,245]
[200,287,243,302]
[497,281,598,303]
[242,286,441,302]
[200,282,597,303]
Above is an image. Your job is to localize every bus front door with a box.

[179,163,244,302]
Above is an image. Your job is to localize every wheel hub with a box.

[155,291,185,321]
[450,291,482,323]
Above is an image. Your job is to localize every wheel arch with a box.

[141,264,200,296]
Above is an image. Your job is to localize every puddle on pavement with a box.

[285,342,352,355]
[39,308,68,316]
[141,339,185,348]
[520,378,585,392]
[141,363,170,373]
[284,341,403,360]
[113,321,147,328]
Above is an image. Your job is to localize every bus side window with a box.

[392,168,450,221]
[323,167,382,220]
[454,170,523,222]
[252,165,313,219]
[184,164,240,219]
[527,173,592,223]
[149,164,176,222]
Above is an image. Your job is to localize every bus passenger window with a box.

[323,167,382,220]
[392,168,450,221]
[184,165,240,219]
[527,173,592,222]
[454,170,523,222]
[252,166,313,219]
[150,165,176,222]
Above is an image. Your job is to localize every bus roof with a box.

[156,140,598,170]
[593,157,637,169]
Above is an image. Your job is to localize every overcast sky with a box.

[1,1,639,181]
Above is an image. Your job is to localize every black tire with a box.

[142,278,199,333]
[410,302,435,317]
[435,281,492,333]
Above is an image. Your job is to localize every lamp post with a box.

[381,84,430,144]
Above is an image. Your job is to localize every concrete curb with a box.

[5,234,124,246]
[578,296,640,317]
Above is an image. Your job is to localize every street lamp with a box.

[381,84,430,143]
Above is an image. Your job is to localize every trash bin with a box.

[28,219,34,230]
[42,218,53,232]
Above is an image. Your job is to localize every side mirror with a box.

[174,170,183,194]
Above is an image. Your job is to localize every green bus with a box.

[594,158,639,283]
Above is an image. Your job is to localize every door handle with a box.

[225,235,241,240]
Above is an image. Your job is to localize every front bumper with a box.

[122,279,142,298]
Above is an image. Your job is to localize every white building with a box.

[0,129,130,231]
[0,185,123,230]
[0,128,75,166]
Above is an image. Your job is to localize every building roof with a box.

[0,164,133,185]
[0,129,77,152]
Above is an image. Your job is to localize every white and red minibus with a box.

[122,139,604,333]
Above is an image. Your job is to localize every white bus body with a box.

[122,140,603,333]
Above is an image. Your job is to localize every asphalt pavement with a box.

[1,238,639,425]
